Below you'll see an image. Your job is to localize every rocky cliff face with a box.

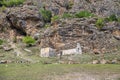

[0,3,45,40]
[33,0,120,16]
[6,5,44,35]
[70,0,120,16]
[42,18,120,53]
[0,0,120,53]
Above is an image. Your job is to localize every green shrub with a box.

[51,15,60,22]
[0,0,4,6]
[0,5,6,12]
[1,0,25,7]
[22,36,36,46]
[62,13,73,19]
[0,39,3,45]
[75,11,94,18]
[105,14,118,22]
[96,18,104,29]
[39,8,52,23]
[44,24,50,28]
[108,14,118,21]
[118,17,120,22]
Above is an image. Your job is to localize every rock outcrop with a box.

[41,18,120,53]
[33,0,120,17]
[0,0,120,54]
[6,5,44,36]
[70,0,120,17]
[0,12,11,39]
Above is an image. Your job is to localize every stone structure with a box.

[62,43,82,55]
[40,47,56,57]
[76,43,82,54]
[40,43,82,57]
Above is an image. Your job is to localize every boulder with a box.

[3,46,13,51]
[92,60,99,64]
[24,48,32,53]
[0,45,3,49]
[93,49,101,54]
[33,33,40,40]
[0,54,4,57]
[0,60,7,64]
[6,5,44,36]
[111,59,118,64]
[100,59,108,64]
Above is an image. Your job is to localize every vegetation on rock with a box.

[39,8,52,23]
[96,18,104,29]
[51,15,60,23]
[0,5,6,12]
[105,14,118,22]
[0,0,25,7]
[0,39,3,45]
[75,11,94,18]
[44,24,51,28]
[22,36,36,46]
[118,18,120,22]
[62,13,73,19]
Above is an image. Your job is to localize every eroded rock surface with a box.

[41,18,120,53]
[0,0,120,54]
[6,5,44,36]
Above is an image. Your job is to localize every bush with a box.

[51,15,60,22]
[75,11,94,18]
[62,13,73,19]
[39,8,52,23]
[22,36,36,46]
[118,18,120,22]
[1,0,25,7]
[0,0,4,6]
[0,39,3,45]
[96,18,104,29]
[0,5,6,12]
[44,24,50,28]
[108,14,118,21]
[105,14,118,22]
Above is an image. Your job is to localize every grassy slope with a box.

[0,64,120,80]
[0,44,120,80]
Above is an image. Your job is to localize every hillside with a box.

[0,0,120,63]
[0,0,120,80]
